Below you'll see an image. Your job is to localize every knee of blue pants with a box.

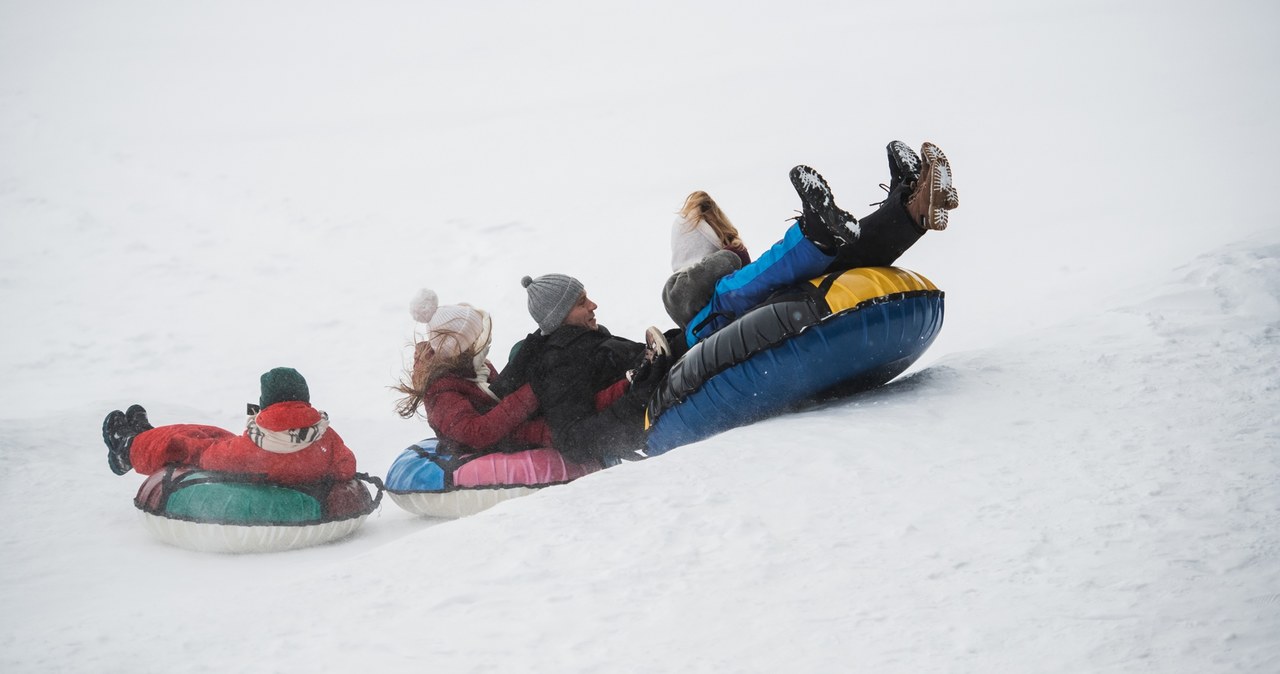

[685,223,832,346]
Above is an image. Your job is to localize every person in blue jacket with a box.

[664,141,959,348]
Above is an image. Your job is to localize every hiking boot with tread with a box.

[907,142,960,231]
[789,165,858,252]
[643,326,671,364]
[886,140,922,191]
[125,403,153,432]
[103,410,135,476]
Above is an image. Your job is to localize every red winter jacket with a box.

[129,401,358,485]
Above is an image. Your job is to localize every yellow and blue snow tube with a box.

[644,267,944,455]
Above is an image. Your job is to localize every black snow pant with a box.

[823,183,926,274]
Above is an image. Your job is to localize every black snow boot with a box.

[125,404,153,432]
[662,327,690,360]
[102,410,137,476]
[789,165,857,253]
[886,140,922,192]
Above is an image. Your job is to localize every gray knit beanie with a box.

[662,249,742,328]
[521,273,585,334]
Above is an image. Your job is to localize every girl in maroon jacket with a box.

[394,289,627,455]
[396,290,544,453]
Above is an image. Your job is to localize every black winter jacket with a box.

[496,325,648,463]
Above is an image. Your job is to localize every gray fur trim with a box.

[661,250,742,328]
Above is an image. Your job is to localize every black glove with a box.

[628,353,670,399]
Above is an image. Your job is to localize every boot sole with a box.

[644,326,670,361]
[103,410,133,475]
[886,140,921,188]
[920,143,959,230]
[790,166,855,245]
[921,142,960,209]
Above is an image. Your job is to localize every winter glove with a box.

[628,353,670,397]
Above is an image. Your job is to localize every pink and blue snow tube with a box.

[384,438,602,518]
[644,266,944,455]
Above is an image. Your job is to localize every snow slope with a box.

[1,0,1278,672]
[2,234,1276,673]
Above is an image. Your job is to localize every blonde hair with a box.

[394,335,478,419]
[679,191,743,250]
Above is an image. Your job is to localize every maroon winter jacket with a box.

[422,364,631,454]
[422,365,552,452]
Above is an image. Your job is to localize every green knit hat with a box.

[259,367,310,408]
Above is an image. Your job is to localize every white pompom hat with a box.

[409,289,492,360]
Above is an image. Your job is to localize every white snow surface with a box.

[2,1,1279,672]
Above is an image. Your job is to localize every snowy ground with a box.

[1,1,1278,672]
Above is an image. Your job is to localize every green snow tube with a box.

[133,466,383,553]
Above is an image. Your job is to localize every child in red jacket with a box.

[394,289,591,454]
[102,367,357,485]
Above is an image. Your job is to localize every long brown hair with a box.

[393,337,478,419]
[679,190,743,250]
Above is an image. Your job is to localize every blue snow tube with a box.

[644,267,944,455]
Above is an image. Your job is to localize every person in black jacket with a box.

[494,274,672,464]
